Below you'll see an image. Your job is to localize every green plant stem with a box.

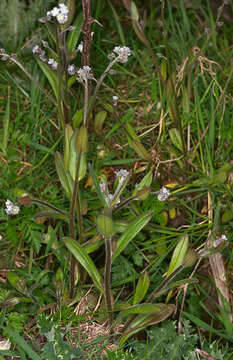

[104,236,113,328]
[83,79,89,126]
[68,152,83,298]
[87,56,119,120]
[31,199,68,215]
[56,25,65,130]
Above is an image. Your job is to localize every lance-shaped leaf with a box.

[64,124,73,171]
[55,152,73,198]
[166,235,189,277]
[133,271,150,305]
[169,128,183,151]
[132,170,152,199]
[67,13,83,53]
[120,303,175,345]
[125,123,151,161]
[36,59,58,99]
[113,211,153,260]
[121,303,161,317]
[94,111,107,134]
[64,237,103,294]
[0,326,41,360]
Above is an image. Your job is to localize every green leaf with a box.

[36,59,58,99]
[67,13,83,53]
[169,128,183,151]
[55,152,73,199]
[131,1,139,21]
[113,211,153,260]
[0,327,41,360]
[64,237,103,294]
[133,271,150,305]
[7,273,26,293]
[64,124,73,171]
[132,170,152,199]
[119,303,175,345]
[166,235,189,277]
[94,111,107,134]
[121,303,161,316]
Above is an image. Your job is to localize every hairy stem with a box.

[104,236,113,328]
[56,25,65,130]
[68,153,83,298]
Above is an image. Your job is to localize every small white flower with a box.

[59,3,69,14]
[51,7,60,17]
[56,13,68,24]
[67,64,76,75]
[113,46,131,63]
[157,186,170,201]
[115,169,129,180]
[112,95,119,106]
[77,41,83,53]
[46,10,52,17]
[212,234,228,248]
[5,200,20,215]
[48,58,58,70]
[32,45,40,54]
[100,182,107,193]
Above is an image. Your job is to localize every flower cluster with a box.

[76,66,94,83]
[115,169,129,186]
[32,45,59,70]
[99,183,120,207]
[108,46,131,64]
[32,45,47,62]
[46,3,69,24]
[157,186,170,201]
[5,200,20,215]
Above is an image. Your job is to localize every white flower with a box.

[56,13,68,24]
[32,45,40,54]
[77,66,93,83]
[212,234,228,248]
[100,182,107,193]
[113,46,131,63]
[59,3,69,14]
[5,200,20,215]
[77,41,83,53]
[157,186,170,201]
[67,64,76,75]
[51,7,60,17]
[48,58,58,70]
[112,95,119,106]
